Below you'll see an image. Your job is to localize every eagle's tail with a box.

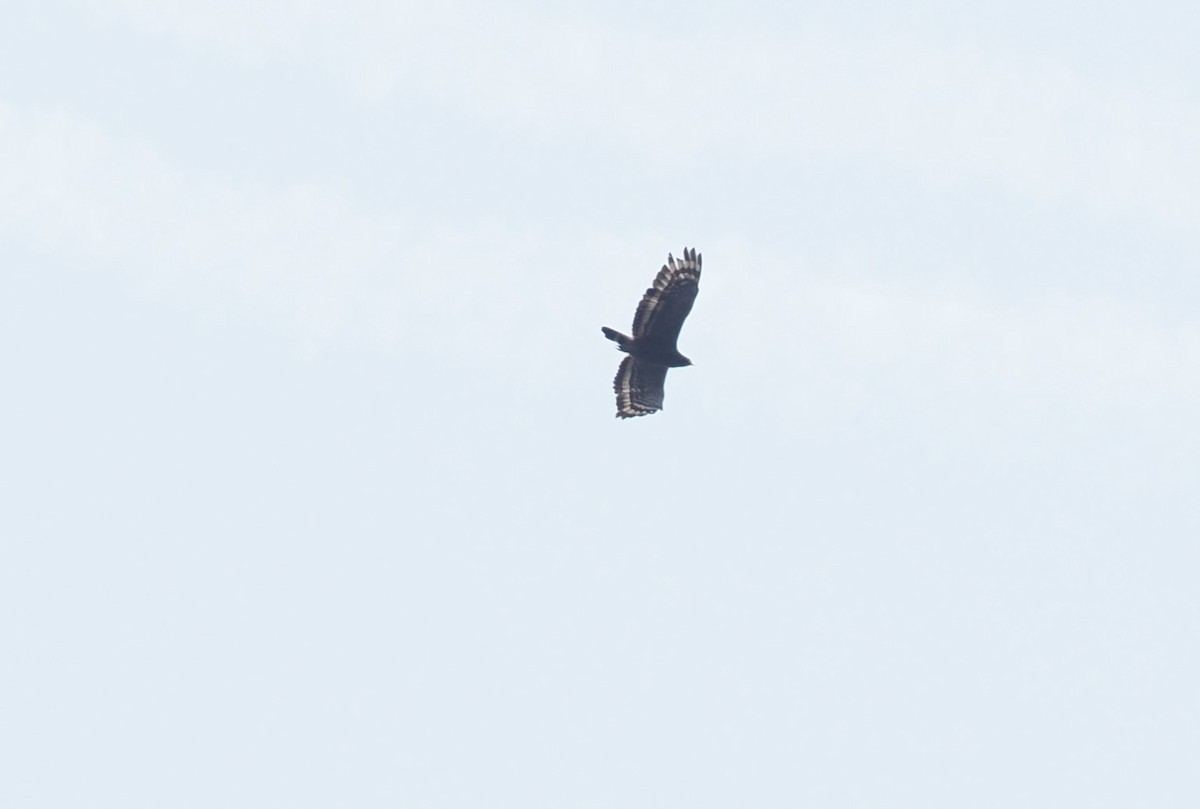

[601,327,632,352]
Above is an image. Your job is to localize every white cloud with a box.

[707,244,1200,429]
[0,102,571,358]
[87,0,1200,226]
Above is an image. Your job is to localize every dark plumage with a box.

[602,247,701,418]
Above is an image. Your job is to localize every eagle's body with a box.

[602,248,701,418]
[599,327,692,367]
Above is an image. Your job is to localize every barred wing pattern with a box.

[613,356,668,418]
[631,247,701,349]
[603,248,701,419]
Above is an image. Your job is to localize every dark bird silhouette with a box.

[602,247,701,418]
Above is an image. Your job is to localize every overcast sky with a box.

[4,2,1200,806]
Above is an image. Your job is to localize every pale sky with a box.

[4,2,1200,806]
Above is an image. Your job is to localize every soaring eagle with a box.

[602,247,701,418]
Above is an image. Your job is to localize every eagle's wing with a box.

[613,356,668,418]
[630,248,701,346]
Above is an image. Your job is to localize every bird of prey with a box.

[601,248,701,418]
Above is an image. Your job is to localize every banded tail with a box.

[601,327,632,353]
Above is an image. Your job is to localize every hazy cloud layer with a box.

[90,0,1200,224]
[5,6,1200,807]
